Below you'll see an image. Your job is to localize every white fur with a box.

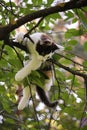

[18,86,30,110]
[44,78,53,91]
[15,42,50,81]
[30,32,43,44]
[15,32,25,43]
[15,32,64,110]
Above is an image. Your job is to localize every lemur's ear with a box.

[40,33,64,51]
[40,34,52,45]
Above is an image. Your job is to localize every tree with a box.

[0,0,87,129]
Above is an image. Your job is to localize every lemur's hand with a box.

[14,32,25,43]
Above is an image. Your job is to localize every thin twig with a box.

[26,78,41,129]
[9,0,13,11]
[0,0,19,17]
[52,59,87,78]
[79,77,87,130]
[69,74,75,94]
[2,56,16,67]
[2,113,23,123]
[57,53,87,69]
[48,111,54,130]
[84,78,87,103]
[0,43,5,60]
[52,61,61,99]
[24,17,44,43]
[12,46,23,66]
[29,17,44,34]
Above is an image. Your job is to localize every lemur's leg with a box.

[36,86,58,108]
[36,70,58,108]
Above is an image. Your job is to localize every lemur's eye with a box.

[44,41,52,45]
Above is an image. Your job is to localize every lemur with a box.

[15,32,64,110]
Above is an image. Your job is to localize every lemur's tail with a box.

[36,86,58,108]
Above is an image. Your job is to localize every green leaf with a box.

[65,45,73,51]
[47,0,53,5]
[32,0,42,6]
[83,41,87,51]
[6,118,15,124]
[72,17,78,24]
[28,70,45,88]
[65,11,74,19]
[67,39,78,46]
[77,9,87,28]
[61,58,72,65]
[38,0,42,5]
[0,85,6,93]
[52,53,62,61]
[1,98,11,113]
[65,29,83,38]
[46,13,61,22]
[83,61,87,71]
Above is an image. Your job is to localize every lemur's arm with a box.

[15,35,40,81]
[15,40,51,81]
[15,43,43,81]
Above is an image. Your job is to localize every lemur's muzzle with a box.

[54,43,64,54]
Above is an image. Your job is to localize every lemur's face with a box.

[30,33,64,56]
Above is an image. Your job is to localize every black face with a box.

[36,41,58,56]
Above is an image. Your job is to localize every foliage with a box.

[0,0,87,130]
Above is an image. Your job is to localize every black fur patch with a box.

[36,86,58,108]
[36,41,58,56]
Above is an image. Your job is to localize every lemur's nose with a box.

[55,43,64,54]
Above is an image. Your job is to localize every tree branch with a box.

[0,0,87,40]
[52,59,87,79]
[5,40,28,52]
[25,17,44,37]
